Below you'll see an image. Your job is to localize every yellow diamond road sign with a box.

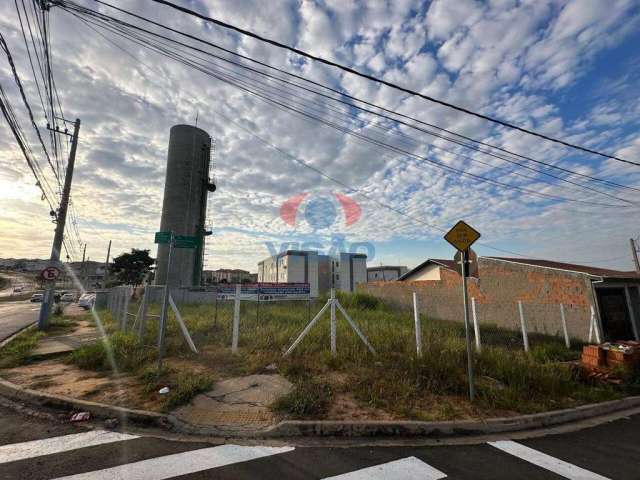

[444,220,481,252]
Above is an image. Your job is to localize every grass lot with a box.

[6,291,639,419]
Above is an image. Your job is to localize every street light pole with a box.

[38,118,81,330]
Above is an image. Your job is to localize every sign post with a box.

[155,230,174,370]
[444,220,481,402]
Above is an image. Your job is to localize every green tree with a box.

[109,249,154,286]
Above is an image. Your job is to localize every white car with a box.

[60,293,75,302]
[78,293,96,310]
[30,293,44,302]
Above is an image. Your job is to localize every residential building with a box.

[258,250,368,296]
[367,265,408,282]
[69,261,106,288]
[203,268,255,284]
[398,259,457,281]
[362,256,640,343]
[334,253,367,292]
[258,251,321,297]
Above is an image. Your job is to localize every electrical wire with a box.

[58,0,640,193]
[147,0,639,167]
[61,8,635,209]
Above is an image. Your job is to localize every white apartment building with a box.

[258,250,367,296]
[258,251,320,297]
[366,265,408,282]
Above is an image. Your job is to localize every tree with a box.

[109,249,154,286]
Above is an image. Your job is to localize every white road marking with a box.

[0,430,139,465]
[489,441,611,480]
[323,456,447,480]
[52,444,295,480]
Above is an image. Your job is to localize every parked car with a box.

[13,286,23,293]
[78,293,95,310]
[30,293,44,302]
[60,293,75,302]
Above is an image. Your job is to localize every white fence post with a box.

[518,301,529,352]
[471,297,481,352]
[560,303,570,348]
[413,292,422,358]
[589,305,602,344]
[231,284,241,353]
[330,288,337,357]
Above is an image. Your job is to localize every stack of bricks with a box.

[581,345,607,368]
[581,342,640,371]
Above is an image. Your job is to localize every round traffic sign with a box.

[41,266,61,281]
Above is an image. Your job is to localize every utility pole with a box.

[38,118,81,329]
[80,243,86,289]
[631,238,640,273]
[103,240,112,288]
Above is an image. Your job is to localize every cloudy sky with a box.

[1,0,640,273]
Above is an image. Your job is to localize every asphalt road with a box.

[0,300,39,343]
[0,403,638,479]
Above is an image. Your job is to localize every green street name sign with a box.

[174,235,200,249]
[154,231,172,244]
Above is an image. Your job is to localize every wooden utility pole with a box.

[103,240,112,288]
[80,243,86,288]
[38,118,80,329]
[631,238,640,273]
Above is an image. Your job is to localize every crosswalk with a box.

[0,428,618,479]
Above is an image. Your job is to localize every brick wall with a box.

[359,258,595,341]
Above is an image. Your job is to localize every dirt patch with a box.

[328,392,396,421]
[1,360,162,411]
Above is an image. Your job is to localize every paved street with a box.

[0,403,638,479]
[0,301,38,343]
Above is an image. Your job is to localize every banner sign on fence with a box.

[215,283,310,301]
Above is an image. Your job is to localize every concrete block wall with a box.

[359,258,595,341]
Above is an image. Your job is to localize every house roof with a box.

[367,265,407,272]
[484,257,640,279]
[398,259,457,280]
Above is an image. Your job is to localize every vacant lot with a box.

[2,292,639,420]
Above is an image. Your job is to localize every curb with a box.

[0,322,37,349]
[0,375,638,438]
[0,378,169,429]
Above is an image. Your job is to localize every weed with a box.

[70,331,152,373]
[272,378,334,418]
[0,329,44,368]
[162,372,213,411]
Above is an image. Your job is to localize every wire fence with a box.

[102,284,598,366]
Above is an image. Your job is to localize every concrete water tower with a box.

[155,124,216,287]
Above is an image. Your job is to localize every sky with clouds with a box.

[1,0,640,273]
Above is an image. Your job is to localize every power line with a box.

[60,0,640,194]
[58,4,638,210]
[147,0,639,167]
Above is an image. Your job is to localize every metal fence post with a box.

[139,287,149,338]
[471,297,481,352]
[560,303,570,348]
[330,288,337,357]
[518,300,529,352]
[121,287,130,330]
[232,284,241,353]
[412,292,422,358]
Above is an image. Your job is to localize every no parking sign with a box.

[41,266,61,281]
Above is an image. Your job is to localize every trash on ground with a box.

[159,386,170,395]
[70,411,91,422]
